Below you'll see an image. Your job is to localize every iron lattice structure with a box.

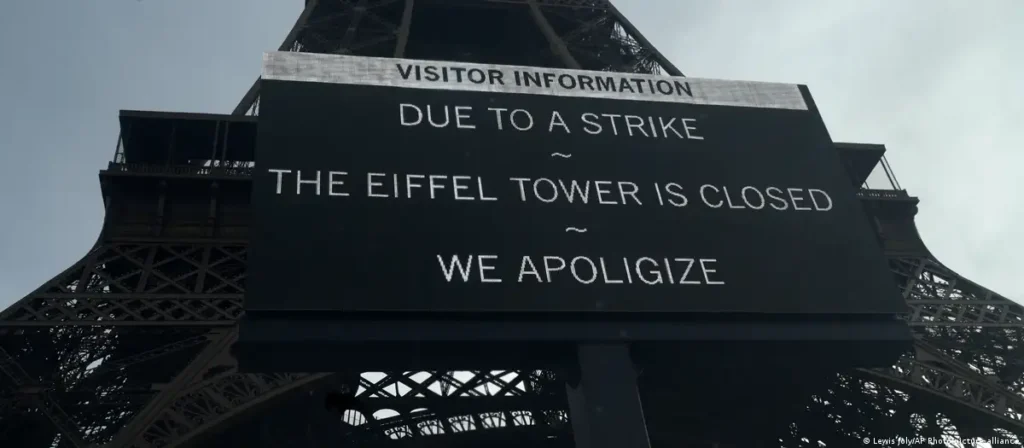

[1,0,1023,447]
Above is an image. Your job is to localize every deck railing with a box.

[106,162,254,177]
[856,189,911,200]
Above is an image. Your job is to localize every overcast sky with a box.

[0,0,1021,310]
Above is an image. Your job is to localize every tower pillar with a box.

[566,343,651,448]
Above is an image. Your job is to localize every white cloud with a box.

[619,0,1024,300]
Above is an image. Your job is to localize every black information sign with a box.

[247,53,906,317]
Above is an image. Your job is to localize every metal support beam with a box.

[394,0,414,58]
[339,0,369,51]
[0,347,87,448]
[109,329,236,448]
[88,335,210,377]
[565,344,651,448]
[527,0,582,69]
[605,2,683,76]
[231,0,321,115]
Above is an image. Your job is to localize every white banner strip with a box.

[262,52,808,111]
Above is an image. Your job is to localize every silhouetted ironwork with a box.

[1,1,1022,447]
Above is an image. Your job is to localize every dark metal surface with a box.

[2,1,1023,447]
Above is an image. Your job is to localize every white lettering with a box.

[452,175,473,200]
[700,184,722,208]
[518,256,543,283]
[740,186,764,210]
[428,175,446,199]
[478,177,497,201]
[570,256,598,284]
[454,106,475,129]
[478,255,501,283]
[427,105,449,127]
[328,171,349,197]
[437,255,473,282]
[723,186,744,209]
[581,113,602,134]
[400,103,422,126]
[677,258,699,285]
[548,111,571,133]
[296,170,321,195]
[269,169,291,194]
[617,181,642,205]
[533,178,558,203]
[543,256,566,282]
[788,188,811,211]
[700,259,724,285]
[594,181,615,205]
[809,189,833,211]
[599,258,622,284]
[682,118,703,140]
[500,256,726,286]
[437,255,502,283]
[509,177,530,201]
[367,172,388,198]
[636,257,663,285]
[406,174,425,198]
[665,183,687,207]
[510,109,534,131]
[766,187,788,210]
[488,107,507,130]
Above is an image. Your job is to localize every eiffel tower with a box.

[2,0,1023,447]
